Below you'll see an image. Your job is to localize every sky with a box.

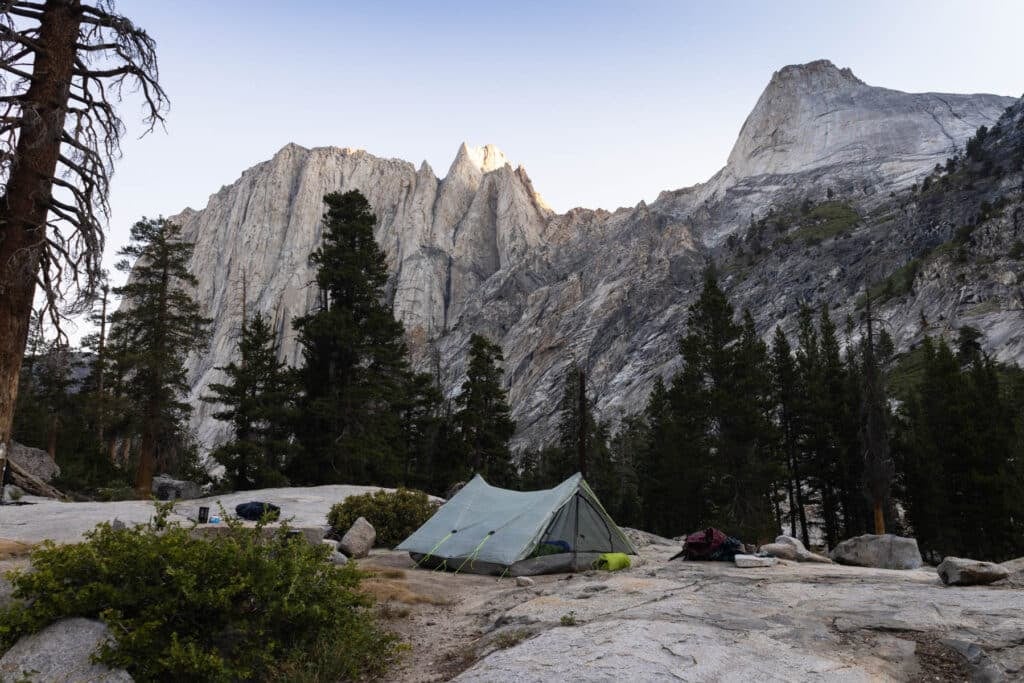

[71,0,1024,336]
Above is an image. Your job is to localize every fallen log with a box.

[4,457,65,500]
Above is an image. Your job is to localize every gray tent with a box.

[396,473,637,576]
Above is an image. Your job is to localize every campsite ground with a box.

[3,491,1023,681]
[362,535,1023,682]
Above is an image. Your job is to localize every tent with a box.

[396,473,637,576]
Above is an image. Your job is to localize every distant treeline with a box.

[14,190,1024,561]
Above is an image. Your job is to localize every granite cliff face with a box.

[170,60,1019,452]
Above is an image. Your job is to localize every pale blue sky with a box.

[97,0,1021,306]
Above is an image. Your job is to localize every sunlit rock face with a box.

[171,60,1017,453]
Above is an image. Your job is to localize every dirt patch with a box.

[357,549,533,682]
[908,633,973,681]
[0,539,32,560]
[361,577,452,606]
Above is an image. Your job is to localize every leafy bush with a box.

[0,504,398,682]
[327,488,436,548]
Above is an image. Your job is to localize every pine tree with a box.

[80,275,113,449]
[453,334,516,486]
[637,376,687,535]
[717,311,780,542]
[545,364,633,517]
[859,296,893,534]
[648,268,779,541]
[289,190,424,486]
[109,217,210,495]
[770,326,810,544]
[205,312,296,490]
[897,336,1024,561]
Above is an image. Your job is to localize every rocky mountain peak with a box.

[715,60,1014,195]
[766,59,865,94]
[166,62,1016,455]
[450,142,511,176]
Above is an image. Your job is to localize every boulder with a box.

[760,536,832,563]
[339,516,375,558]
[9,441,59,482]
[330,551,349,566]
[735,554,777,568]
[937,557,1010,586]
[1,484,26,503]
[830,534,922,570]
[1000,557,1024,584]
[151,474,201,501]
[0,618,132,682]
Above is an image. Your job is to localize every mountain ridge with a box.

[165,61,1019,452]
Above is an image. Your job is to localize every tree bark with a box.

[873,502,886,535]
[0,0,82,484]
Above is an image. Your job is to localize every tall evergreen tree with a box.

[525,363,636,517]
[897,336,1024,561]
[290,191,426,486]
[80,275,114,450]
[453,334,516,486]
[109,217,210,494]
[205,312,296,490]
[644,268,779,540]
[770,325,810,545]
[859,297,893,534]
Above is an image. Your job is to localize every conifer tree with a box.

[290,190,427,486]
[205,312,296,490]
[537,364,634,517]
[80,275,113,448]
[898,336,1024,561]
[859,297,893,534]
[109,217,210,494]
[650,268,779,540]
[453,334,516,486]
[771,325,810,544]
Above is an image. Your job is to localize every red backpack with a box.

[669,527,743,561]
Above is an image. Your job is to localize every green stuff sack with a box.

[594,552,631,571]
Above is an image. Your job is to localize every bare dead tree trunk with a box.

[0,0,81,482]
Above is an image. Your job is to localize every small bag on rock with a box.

[235,501,281,521]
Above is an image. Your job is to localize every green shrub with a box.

[327,488,436,548]
[0,504,398,682]
[789,201,860,244]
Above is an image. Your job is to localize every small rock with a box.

[330,551,349,566]
[1000,556,1024,584]
[339,517,375,558]
[151,474,201,501]
[516,576,536,587]
[830,534,923,570]
[110,518,126,531]
[760,536,832,563]
[321,538,339,552]
[0,618,132,682]
[1,484,26,503]
[937,557,1010,586]
[735,554,777,568]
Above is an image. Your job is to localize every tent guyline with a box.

[398,473,637,576]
